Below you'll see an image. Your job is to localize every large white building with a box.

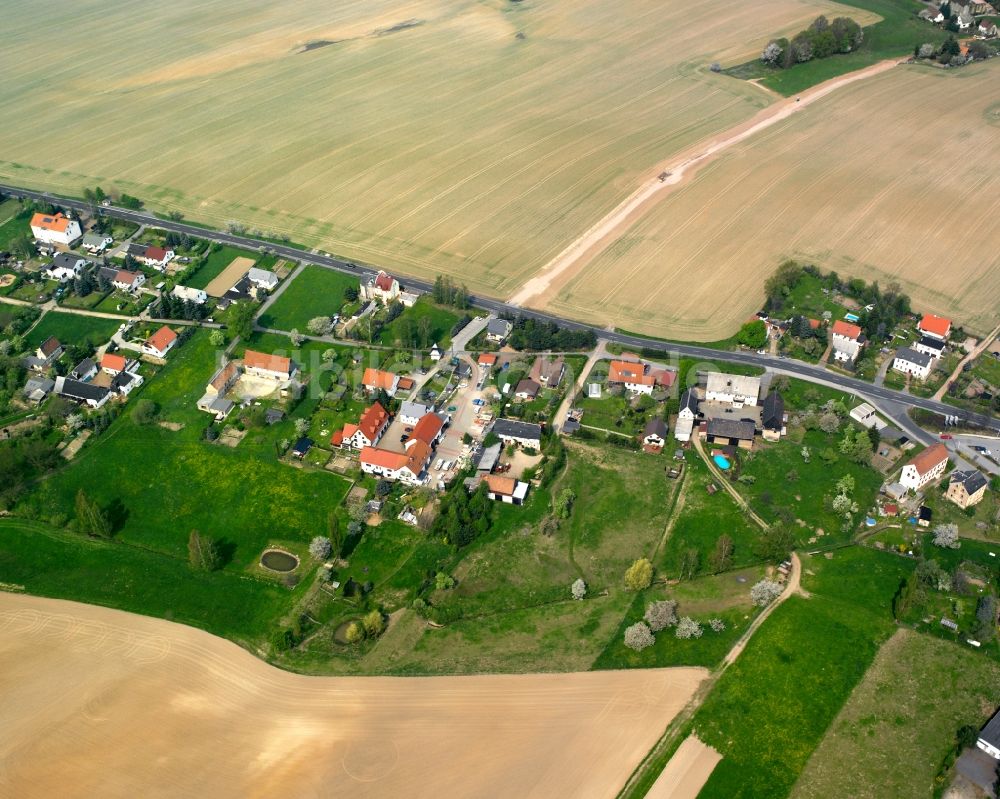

[705,372,761,407]
[831,320,865,363]
[30,212,82,246]
[899,444,949,491]
[892,347,933,380]
[172,285,208,304]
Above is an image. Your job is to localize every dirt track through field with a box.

[510,59,899,309]
[0,592,707,799]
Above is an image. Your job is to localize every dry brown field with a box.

[205,256,257,297]
[0,0,874,299]
[542,62,1000,340]
[0,592,707,798]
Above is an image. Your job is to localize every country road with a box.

[3,182,997,433]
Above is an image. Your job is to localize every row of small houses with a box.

[883,441,990,511]
[918,2,999,36]
[829,312,955,381]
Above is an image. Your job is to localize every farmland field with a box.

[0,0,875,301]
[544,63,1000,340]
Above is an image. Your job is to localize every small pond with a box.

[260,549,299,573]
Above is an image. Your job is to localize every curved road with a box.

[5,183,997,433]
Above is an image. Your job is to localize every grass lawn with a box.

[257,265,358,330]
[25,311,120,350]
[23,330,353,570]
[0,518,293,646]
[377,296,462,349]
[0,215,25,250]
[185,244,260,290]
[791,628,1000,799]
[94,290,153,316]
[691,547,912,798]
[58,290,109,310]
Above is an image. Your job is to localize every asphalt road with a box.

[5,183,998,432]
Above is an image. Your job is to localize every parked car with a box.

[940,433,953,440]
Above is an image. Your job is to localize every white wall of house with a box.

[892,356,931,380]
[32,219,82,246]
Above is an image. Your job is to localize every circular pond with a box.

[260,549,299,573]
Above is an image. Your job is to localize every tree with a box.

[709,618,726,632]
[753,526,795,561]
[556,488,576,519]
[623,622,655,651]
[932,523,960,550]
[11,234,35,261]
[645,599,678,631]
[917,43,936,59]
[345,622,365,644]
[293,418,310,436]
[228,301,256,340]
[209,329,226,347]
[307,316,331,336]
[737,320,768,349]
[818,412,840,434]
[289,328,304,347]
[624,558,654,591]
[750,579,783,607]
[118,193,142,210]
[417,316,432,348]
[344,285,359,302]
[309,536,332,560]
[435,572,456,590]
[130,398,157,426]
[710,534,734,573]
[571,578,587,600]
[187,529,221,571]
[75,489,112,538]
[327,512,342,558]
[675,617,703,639]
[761,41,784,64]
[679,548,700,580]
[362,609,385,638]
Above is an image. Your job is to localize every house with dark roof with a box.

[946,469,988,509]
[529,355,565,388]
[492,419,542,449]
[913,335,945,360]
[706,418,756,449]
[70,358,97,382]
[486,318,512,343]
[761,391,785,442]
[476,442,502,473]
[514,378,540,400]
[892,346,933,380]
[674,388,699,442]
[642,418,667,452]
[23,376,55,405]
[54,376,110,409]
[45,252,89,282]
[291,437,313,459]
[978,707,1000,759]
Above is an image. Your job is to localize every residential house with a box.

[399,401,429,426]
[361,368,401,397]
[483,474,529,505]
[100,353,129,375]
[247,268,279,292]
[112,269,145,293]
[142,326,178,358]
[651,368,678,389]
[608,359,655,395]
[137,246,174,270]
[198,395,235,420]
[977,708,1000,759]
[81,232,113,253]
[430,343,442,362]
[97,266,119,286]
[899,443,949,491]
[22,376,55,405]
[913,335,945,360]
[957,6,975,29]
[674,388,699,442]
[37,336,63,364]
[918,313,952,341]
[30,212,81,246]
[126,243,149,260]
[70,358,97,382]
[530,355,565,388]
[54,376,110,409]
[172,285,208,304]
[243,349,295,382]
[360,270,400,304]
[359,441,430,485]
[399,291,419,308]
[44,253,88,282]
[291,437,313,459]
[478,353,498,370]
[407,412,445,450]
[514,378,540,400]
[492,418,542,449]
[331,402,390,450]
[761,391,785,442]
[111,370,144,397]
[642,418,668,451]
[485,318,512,344]
[705,372,761,406]
[946,469,988,509]
[969,0,997,14]
[978,19,998,36]
[892,347,933,380]
[831,319,865,363]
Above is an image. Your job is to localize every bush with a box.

[130,399,158,426]
[751,578,784,607]
[624,558,654,591]
[309,536,332,560]
[932,523,960,550]
[571,578,587,600]
[362,609,385,638]
[709,618,726,632]
[345,621,365,644]
[645,599,678,632]
[624,622,655,651]
[675,617,703,639]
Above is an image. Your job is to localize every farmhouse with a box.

[81,232,113,253]
[243,349,295,382]
[608,359,655,395]
[486,318,512,344]
[945,469,988,509]
[918,313,951,341]
[492,418,542,449]
[761,391,785,442]
[705,372,761,406]
[112,269,145,293]
[100,353,133,375]
[54,376,110,409]
[530,355,565,388]
[706,418,756,450]
[913,335,945,359]
[30,212,81,246]
[44,253,88,282]
[673,388,699,442]
[22,376,54,405]
[642,417,667,452]
[359,441,430,485]
[978,708,1000,759]
[892,347,933,380]
[514,378,540,400]
[831,319,865,363]
[70,358,97,382]
[483,474,529,505]
[142,326,177,358]
[247,268,279,292]
[204,360,241,397]
[172,285,208,304]
[360,271,400,304]
[361,368,401,397]
[899,443,949,491]
[331,402,390,450]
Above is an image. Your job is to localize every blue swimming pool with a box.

[713,454,731,470]
[844,313,860,323]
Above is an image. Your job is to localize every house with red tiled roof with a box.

[483,473,529,505]
[362,368,401,397]
[360,270,400,304]
[918,314,951,341]
[142,326,178,358]
[608,359,655,395]
[407,412,444,449]
[899,443,949,491]
[136,245,174,270]
[243,349,295,381]
[478,353,498,368]
[112,269,145,293]
[332,402,390,450]
[30,212,81,246]
[100,353,128,375]
[831,319,865,363]
[360,439,431,485]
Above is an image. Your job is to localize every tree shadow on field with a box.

[104,499,129,535]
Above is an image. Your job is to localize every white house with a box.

[112,269,145,293]
[81,232,113,253]
[831,319,865,363]
[483,474,529,505]
[247,268,279,292]
[913,336,945,360]
[608,360,655,395]
[705,372,761,407]
[485,318,512,343]
[30,212,82,246]
[899,443,949,491]
[978,19,998,37]
[143,326,178,358]
[674,389,699,442]
[172,285,208,304]
[243,349,295,382]
[399,401,429,426]
[111,370,144,397]
[136,246,174,270]
[642,418,667,450]
[360,271,400,304]
[44,253,88,282]
[491,419,542,449]
[54,376,110,409]
[332,402,390,450]
[892,346,933,380]
[360,441,430,485]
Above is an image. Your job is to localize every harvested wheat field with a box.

[0,0,874,296]
[543,62,1000,340]
[0,592,706,798]
[646,735,723,799]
